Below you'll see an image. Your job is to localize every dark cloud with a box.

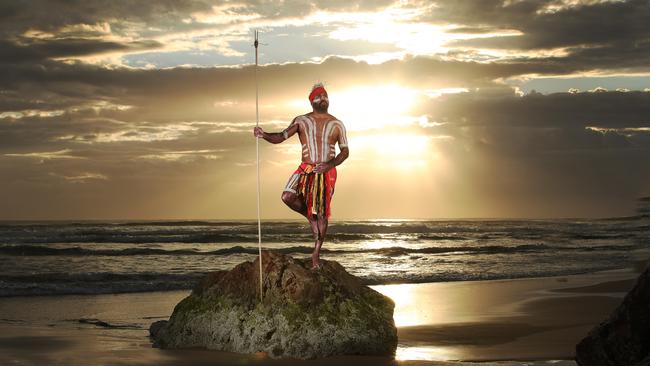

[0,0,212,37]
[428,0,650,77]
[0,0,395,40]
[0,39,163,64]
[427,0,649,49]
[421,88,650,129]
[414,87,650,157]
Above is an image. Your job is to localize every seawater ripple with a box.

[0,243,639,256]
[0,216,648,297]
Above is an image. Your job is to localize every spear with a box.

[254,29,263,301]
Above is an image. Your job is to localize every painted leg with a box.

[312,214,329,269]
[282,191,322,267]
[281,191,309,219]
[309,214,320,268]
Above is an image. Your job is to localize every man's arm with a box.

[253,117,299,144]
[331,147,349,166]
[314,147,348,173]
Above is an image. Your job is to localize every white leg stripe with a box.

[284,174,300,190]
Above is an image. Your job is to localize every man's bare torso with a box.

[283,112,348,164]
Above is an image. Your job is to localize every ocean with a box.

[1,210,649,297]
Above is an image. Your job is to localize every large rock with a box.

[149,250,397,359]
[575,267,650,366]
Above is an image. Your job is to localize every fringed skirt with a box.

[283,162,337,219]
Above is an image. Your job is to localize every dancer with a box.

[253,83,349,269]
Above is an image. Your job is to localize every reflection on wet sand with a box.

[373,268,637,362]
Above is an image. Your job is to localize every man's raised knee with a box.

[281,191,295,205]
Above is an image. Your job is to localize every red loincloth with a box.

[288,162,337,219]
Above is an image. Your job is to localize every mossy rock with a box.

[149,250,397,359]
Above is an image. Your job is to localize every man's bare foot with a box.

[311,252,322,270]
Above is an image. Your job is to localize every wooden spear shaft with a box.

[254,30,263,301]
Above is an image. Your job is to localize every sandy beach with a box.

[0,262,646,366]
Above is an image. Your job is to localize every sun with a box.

[287,84,437,169]
[330,84,420,131]
[287,84,420,131]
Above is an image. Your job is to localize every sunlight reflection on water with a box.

[373,283,420,327]
[395,346,459,361]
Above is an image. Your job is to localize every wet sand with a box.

[0,265,644,366]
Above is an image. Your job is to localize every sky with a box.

[1,0,649,220]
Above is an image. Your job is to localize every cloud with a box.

[422,0,650,73]
[137,148,226,161]
[420,87,650,129]
[0,1,212,37]
[0,39,163,64]
[420,0,647,47]
[1,0,649,219]
[3,148,87,163]
[49,171,109,183]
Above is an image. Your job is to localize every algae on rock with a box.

[149,250,397,360]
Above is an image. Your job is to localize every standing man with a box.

[253,83,349,270]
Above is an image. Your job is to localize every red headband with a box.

[309,86,327,103]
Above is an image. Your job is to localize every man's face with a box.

[311,92,329,110]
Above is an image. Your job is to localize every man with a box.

[253,83,349,269]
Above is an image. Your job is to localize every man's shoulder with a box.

[291,114,308,123]
[322,113,344,124]
[329,116,345,127]
[300,112,345,124]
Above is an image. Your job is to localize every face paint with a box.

[312,95,328,104]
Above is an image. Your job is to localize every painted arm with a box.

[329,147,349,167]
[253,117,298,144]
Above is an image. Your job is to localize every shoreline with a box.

[0,264,646,365]
[3,253,648,298]
[0,269,636,299]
